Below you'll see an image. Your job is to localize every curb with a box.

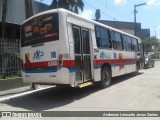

[0,77,29,91]
[154,59,160,61]
[0,77,22,81]
[0,86,30,97]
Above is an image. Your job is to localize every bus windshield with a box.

[21,13,59,47]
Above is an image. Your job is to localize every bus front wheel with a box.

[99,67,111,88]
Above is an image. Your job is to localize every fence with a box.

[0,38,21,78]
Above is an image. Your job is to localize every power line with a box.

[83,0,116,20]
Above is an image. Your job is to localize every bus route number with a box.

[48,61,57,66]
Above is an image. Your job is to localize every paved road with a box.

[0,61,160,119]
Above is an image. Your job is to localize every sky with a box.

[36,0,160,38]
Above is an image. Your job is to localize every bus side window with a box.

[135,38,139,52]
[137,43,140,52]
[95,26,101,47]
[111,31,123,51]
[138,43,141,52]
[123,35,132,52]
[132,38,135,51]
[132,38,138,52]
[123,35,128,51]
[127,36,132,52]
[95,25,112,49]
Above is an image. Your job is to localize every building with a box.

[0,0,48,39]
[97,20,150,40]
[141,29,150,39]
[0,0,48,78]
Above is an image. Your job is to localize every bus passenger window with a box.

[95,25,112,49]
[123,35,132,52]
[111,31,123,51]
[132,38,138,52]
[123,35,128,51]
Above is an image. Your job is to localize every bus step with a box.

[78,82,93,88]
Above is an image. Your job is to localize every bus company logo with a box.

[100,51,110,59]
[51,51,56,58]
[33,51,44,60]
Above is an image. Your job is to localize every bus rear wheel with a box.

[99,67,111,88]
[30,83,36,90]
[136,63,139,73]
[133,63,139,75]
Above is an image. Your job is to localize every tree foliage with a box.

[49,0,84,14]
[142,37,160,52]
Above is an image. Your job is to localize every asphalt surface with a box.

[0,61,160,120]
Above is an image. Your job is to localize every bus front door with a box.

[72,26,92,83]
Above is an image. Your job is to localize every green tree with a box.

[49,0,84,14]
[142,37,160,53]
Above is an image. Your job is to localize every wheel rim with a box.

[102,70,110,84]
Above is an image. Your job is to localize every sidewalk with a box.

[154,59,160,61]
[0,77,29,91]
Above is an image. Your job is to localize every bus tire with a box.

[136,63,139,73]
[99,67,111,88]
[30,83,36,90]
[152,62,154,67]
[133,63,139,75]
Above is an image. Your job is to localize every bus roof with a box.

[22,8,140,40]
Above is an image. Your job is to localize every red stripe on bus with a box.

[24,57,139,69]
[94,58,139,65]
[63,60,75,66]
[24,60,75,68]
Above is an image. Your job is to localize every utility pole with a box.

[134,5,137,36]
[134,3,146,36]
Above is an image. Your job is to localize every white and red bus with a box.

[21,9,143,89]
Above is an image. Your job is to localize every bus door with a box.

[72,26,92,83]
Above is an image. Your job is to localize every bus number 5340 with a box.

[48,61,57,66]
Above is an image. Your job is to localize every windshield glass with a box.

[21,13,59,47]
